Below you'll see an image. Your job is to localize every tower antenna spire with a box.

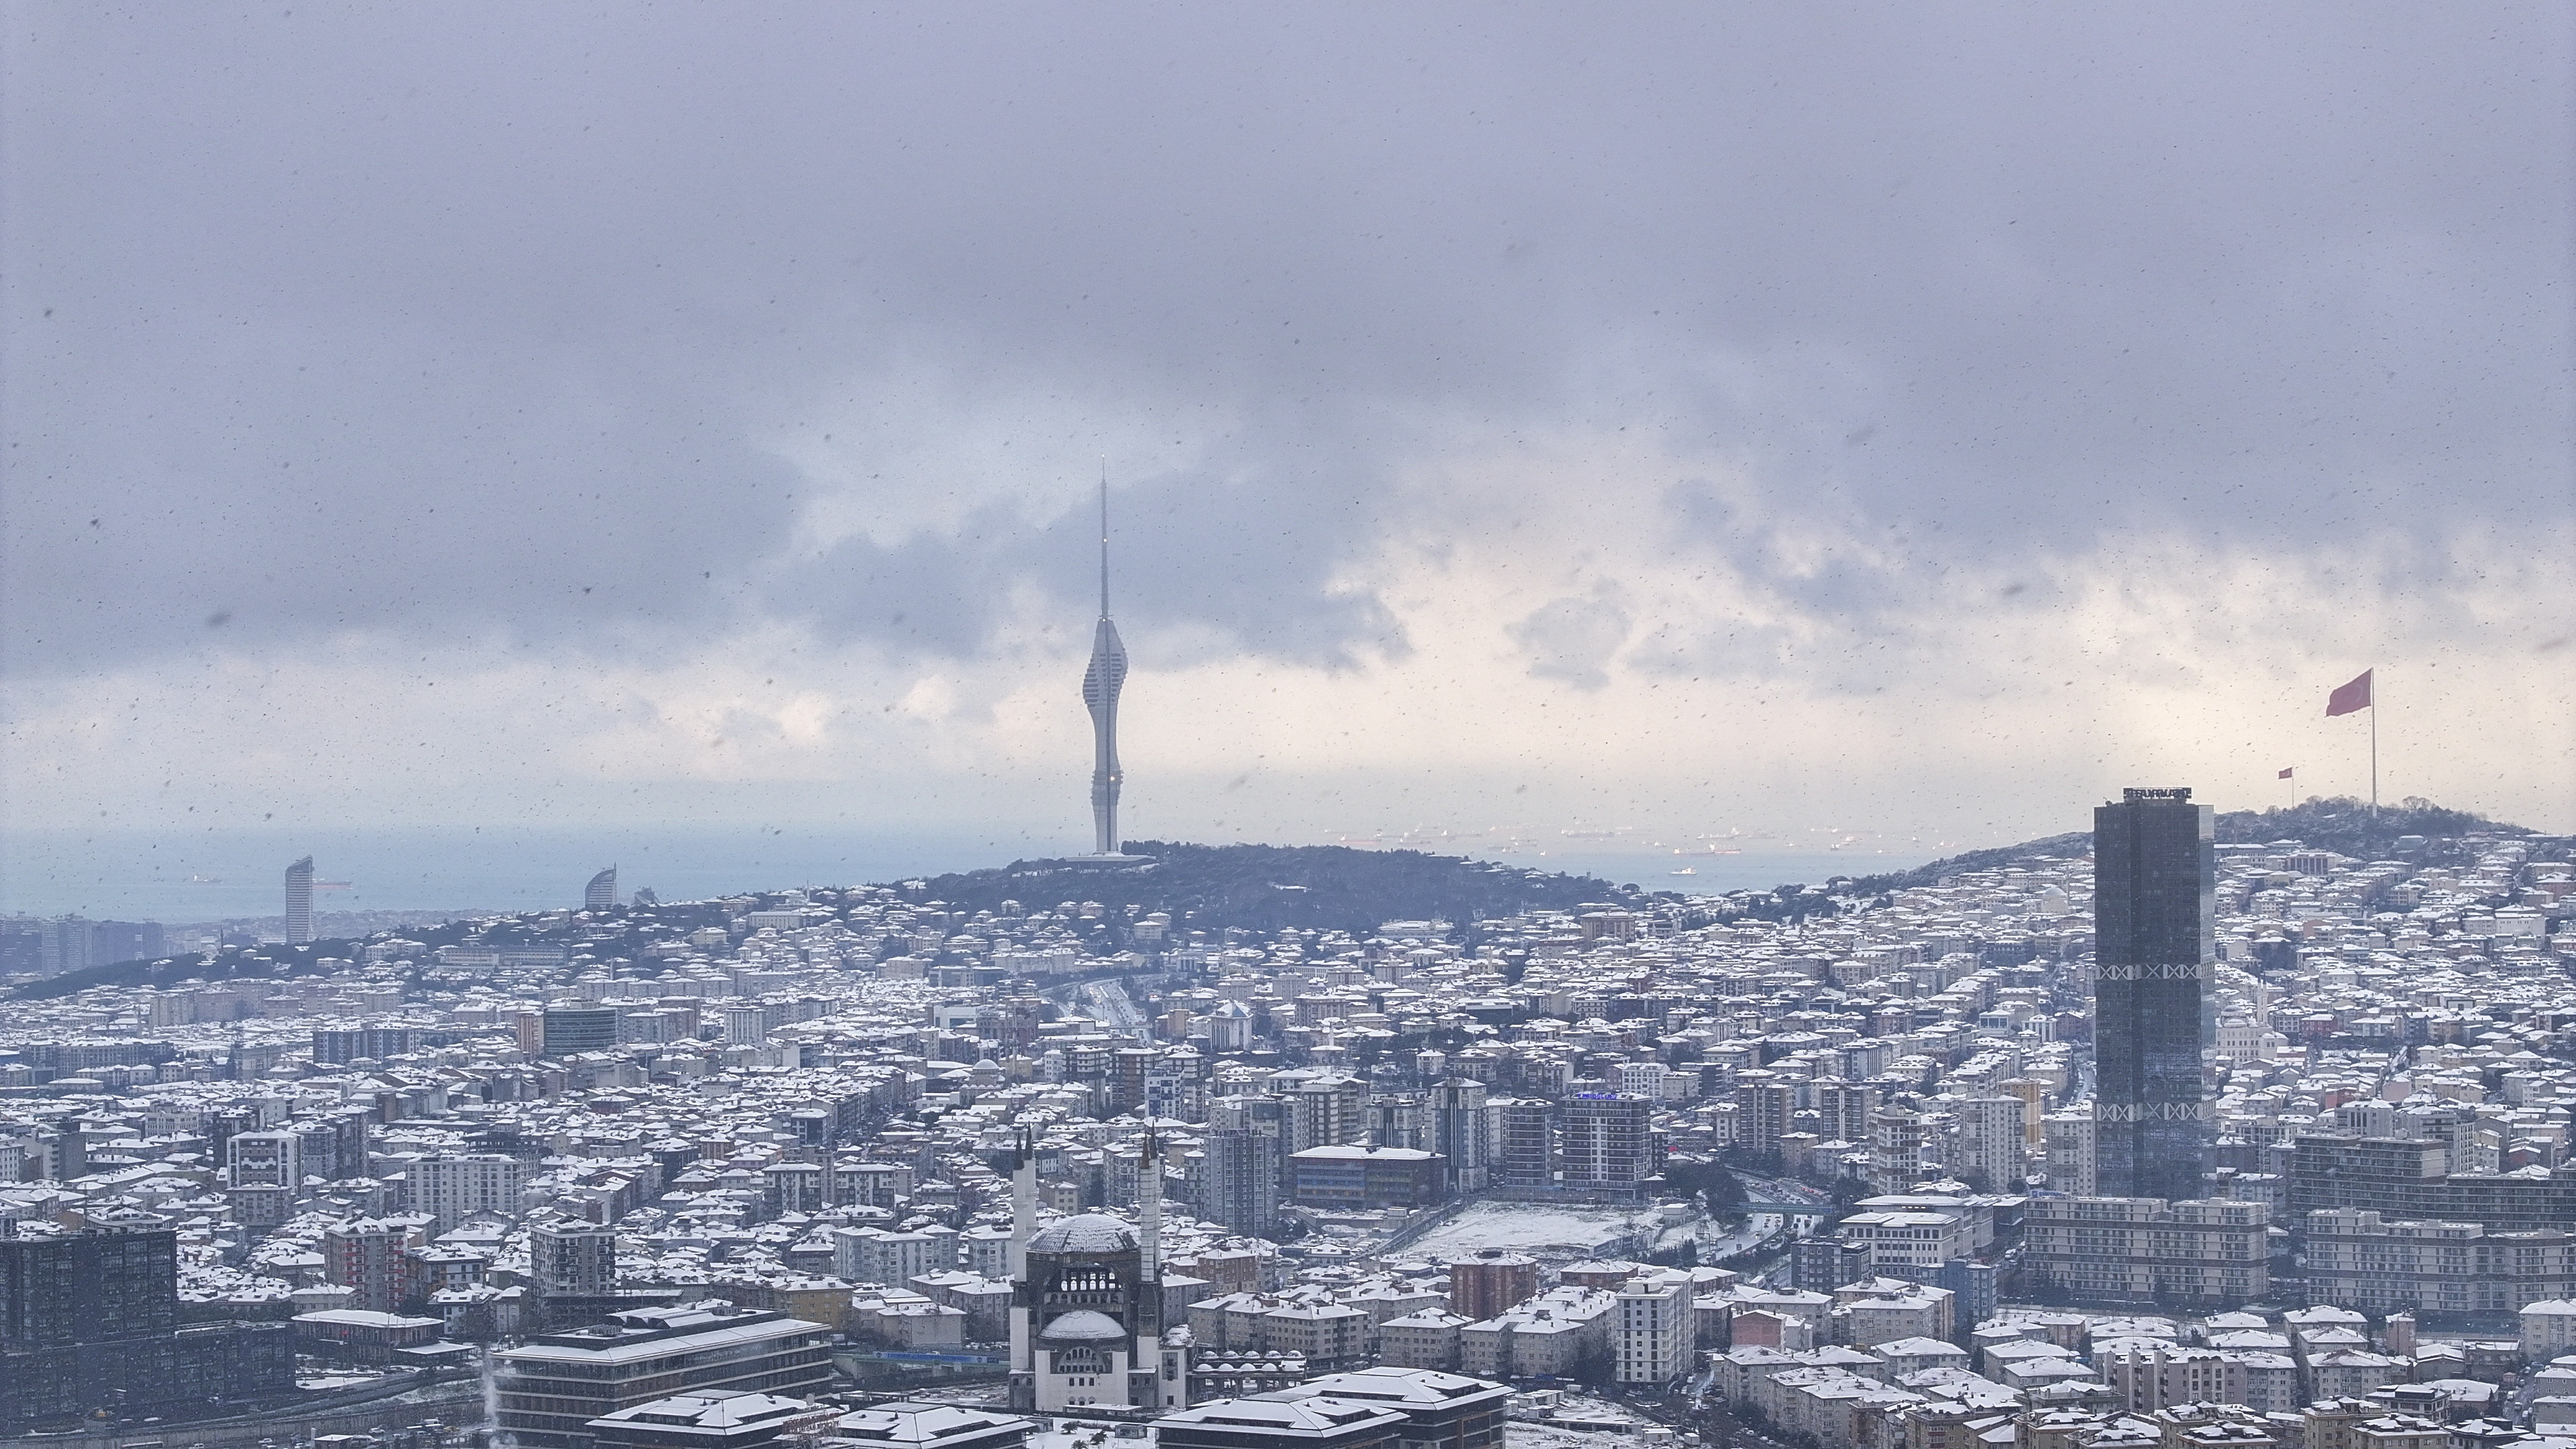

[1099,459,1110,618]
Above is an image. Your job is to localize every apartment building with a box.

[2019,1197,2267,1305]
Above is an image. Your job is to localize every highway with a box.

[1061,975,1150,1036]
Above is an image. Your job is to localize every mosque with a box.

[1006,1128,1187,1413]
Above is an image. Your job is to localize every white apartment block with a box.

[1836,1210,1973,1281]
[2524,1301,2576,1359]
[1943,1096,2026,1192]
[2041,1110,2096,1196]
[836,1227,949,1286]
[408,1153,525,1229]
[1613,1270,1694,1384]
[226,1128,303,1189]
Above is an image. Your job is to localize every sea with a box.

[1,824,1931,926]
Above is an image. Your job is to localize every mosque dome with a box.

[1037,1309,1127,1343]
[1027,1213,1137,1255]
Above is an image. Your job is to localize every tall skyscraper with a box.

[283,856,314,944]
[1082,477,1130,856]
[585,866,618,910]
[2092,786,2216,1201]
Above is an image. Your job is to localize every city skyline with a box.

[0,739,2564,1436]
[3,7,2573,1426]
[3,7,2568,863]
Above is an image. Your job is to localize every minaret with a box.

[1133,1128,1177,1408]
[1081,473,1130,856]
[1008,1124,1037,1404]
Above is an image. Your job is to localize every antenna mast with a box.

[1099,460,1110,618]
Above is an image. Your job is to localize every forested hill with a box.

[1843,796,2540,894]
[905,841,1667,935]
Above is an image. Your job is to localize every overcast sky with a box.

[4,2,2571,865]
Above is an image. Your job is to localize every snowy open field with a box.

[1399,1200,1671,1262]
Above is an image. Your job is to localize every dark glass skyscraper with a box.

[2092,786,2214,1201]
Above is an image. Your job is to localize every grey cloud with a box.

[1510,588,1632,689]
[4,3,2566,679]
[763,464,1406,668]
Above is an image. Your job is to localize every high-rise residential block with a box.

[1560,1093,1654,1189]
[1489,1098,1553,1187]
[1612,1271,1694,1384]
[1946,1096,2028,1192]
[1199,1127,1282,1236]
[2042,1108,2097,1197]
[226,1128,302,1190]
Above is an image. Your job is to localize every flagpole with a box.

[2370,682,2379,814]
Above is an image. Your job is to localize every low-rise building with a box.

[820,1402,1034,1449]
[1375,1310,1466,1372]
[291,1308,447,1364]
[2524,1300,2576,1359]
[1457,1288,1612,1379]
[586,1392,838,1449]
[495,1303,836,1449]
[1154,1395,1407,1449]
[1835,1211,1975,1283]
[1286,1147,1446,1209]
[1270,1368,1510,1449]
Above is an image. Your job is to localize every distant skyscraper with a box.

[284,856,314,944]
[1081,477,1130,855]
[585,866,617,910]
[2092,786,2216,1201]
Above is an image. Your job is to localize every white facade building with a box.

[1613,1270,1694,1384]
[409,1154,525,1230]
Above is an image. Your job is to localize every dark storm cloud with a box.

[4,3,2566,676]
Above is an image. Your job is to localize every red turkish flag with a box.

[2278,767,2294,779]
[2326,670,2373,717]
